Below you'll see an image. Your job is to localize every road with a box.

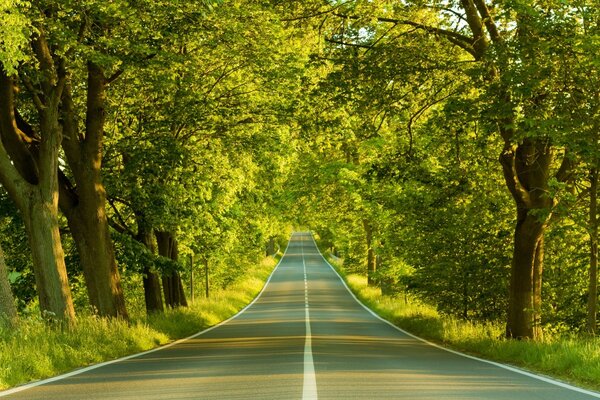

[2,232,599,399]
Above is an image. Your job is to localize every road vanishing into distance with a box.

[2,232,600,400]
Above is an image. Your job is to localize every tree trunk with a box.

[506,211,544,338]
[136,218,164,314]
[0,71,75,324]
[0,244,18,321]
[155,231,188,308]
[190,254,194,303]
[363,219,376,285]
[533,236,544,340]
[23,194,76,322]
[58,63,128,320]
[266,236,276,256]
[64,204,128,319]
[588,168,598,334]
[205,258,210,298]
[501,138,553,340]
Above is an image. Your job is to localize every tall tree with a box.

[0,13,76,322]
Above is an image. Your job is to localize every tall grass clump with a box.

[332,260,600,391]
[0,256,276,390]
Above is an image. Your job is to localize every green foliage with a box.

[0,0,31,75]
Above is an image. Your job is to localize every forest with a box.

[0,0,599,378]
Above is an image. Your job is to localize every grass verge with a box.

[0,256,276,391]
[328,260,600,392]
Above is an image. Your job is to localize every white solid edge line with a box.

[0,237,294,398]
[309,234,600,399]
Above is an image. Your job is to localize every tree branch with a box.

[472,0,502,43]
[332,12,477,57]
[325,38,372,49]
[499,143,531,208]
[0,72,39,185]
[459,0,488,57]
[108,198,136,238]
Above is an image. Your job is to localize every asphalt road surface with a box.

[3,232,599,399]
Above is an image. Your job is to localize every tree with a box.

[0,1,76,322]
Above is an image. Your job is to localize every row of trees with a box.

[287,0,599,339]
[1,0,598,342]
[0,0,304,323]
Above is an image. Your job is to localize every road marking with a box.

[309,235,600,399]
[302,236,318,400]
[0,239,294,398]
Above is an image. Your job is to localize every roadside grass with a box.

[0,256,277,390]
[335,266,600,392]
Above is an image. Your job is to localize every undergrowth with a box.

[0,256,276,390]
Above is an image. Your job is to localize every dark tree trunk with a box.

[58,63,128,319]
[24,193,76,322]
[0,70,75,324]
[266,236,276,256]
[135,217,163,314]
[363,219,376,285]
[63,203,128,319]
[205,258,209,298]
[501,138,554,339]
[155,231,188,308]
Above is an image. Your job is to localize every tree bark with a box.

[24,191,76,322]
[0,70,75,324]
[501,138,553,339]
[0,244,18,321]
[266,236,276,256]
[363,219,376,285]
[59,63,128,319]
[588,168,598,334]
[135,216,164,314]
[532,235,544,340]
[155,231,188,308]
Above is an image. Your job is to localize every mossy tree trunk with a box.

[156,231,188,308]
[0,65,75,324]
[363,219,376,286]
[135,215,164,314]
[59,63,128,319]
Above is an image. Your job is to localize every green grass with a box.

[338,270,600,392]
[0,256,276,390]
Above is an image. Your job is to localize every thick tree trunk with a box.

[0,244,18,321]
[501,138,553,340]
[136,219,164,314]
[64,203,128,319]
[59,63,128,319]
[363,219,376,285]
[155,231,188,308]
[24,184,76,322]
[506,211,544,339]
[0,71,75,324]
[588,168,598,334]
